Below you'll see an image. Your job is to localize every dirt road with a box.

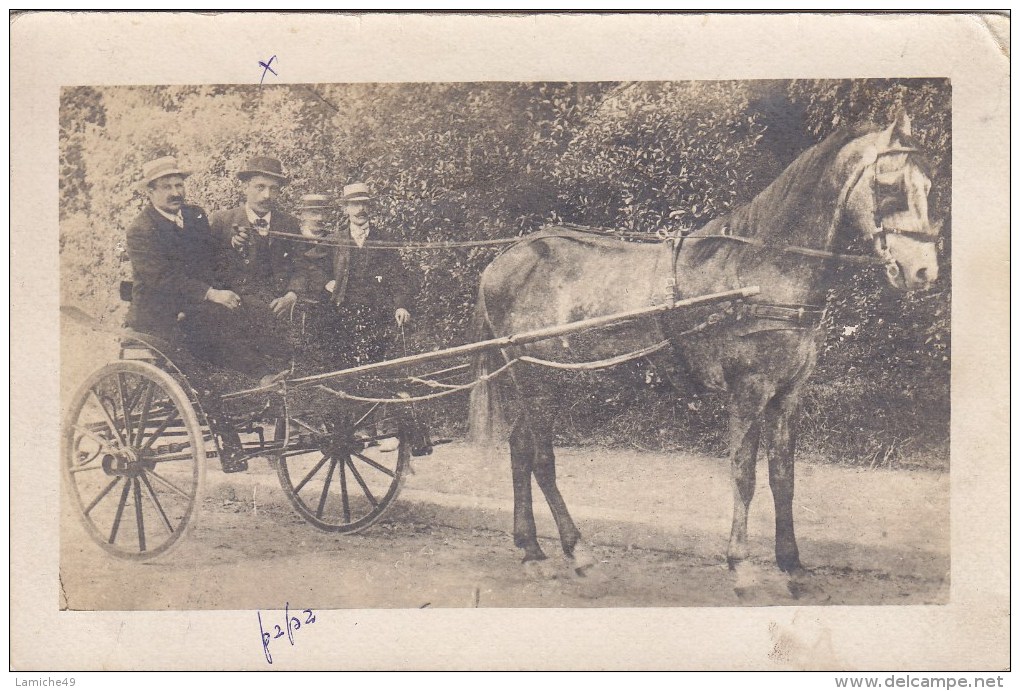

[60,442,949,610]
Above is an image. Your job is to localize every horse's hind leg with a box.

[764,390,802,573]
[530,419,592,571]
[509,419,545,563]
[727,375,775,568]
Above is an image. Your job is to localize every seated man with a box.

[208,156,306,382]
[124,156,282,471]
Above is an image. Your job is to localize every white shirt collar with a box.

[246,206,272,226]
[154,206,183,226]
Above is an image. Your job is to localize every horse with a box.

[467,112,941,581]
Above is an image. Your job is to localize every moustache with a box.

[168,197,183,203]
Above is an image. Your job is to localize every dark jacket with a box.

[209,206,306,298]
[327,219,411,314]
[125,203,219,339]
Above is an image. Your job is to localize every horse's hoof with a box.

[786,568,830,602]
[522,558,558,580]
[568,541,597,576]
[733,561,797,602]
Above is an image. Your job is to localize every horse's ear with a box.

[884,110,913,148]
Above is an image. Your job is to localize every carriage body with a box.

[61,315,421,561]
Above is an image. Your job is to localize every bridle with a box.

[659,143,940,328]
[841,145,941,249]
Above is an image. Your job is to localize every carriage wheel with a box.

[62,361,206,560]
[275,403,409,533]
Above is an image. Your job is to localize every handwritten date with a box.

[258,603,317,664]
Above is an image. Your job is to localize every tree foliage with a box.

[59,79,951,466]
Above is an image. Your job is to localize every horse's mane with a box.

[688,123,884,266]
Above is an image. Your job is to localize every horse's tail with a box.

[467,285,509,447]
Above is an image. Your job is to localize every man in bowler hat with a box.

[208,156,307,379]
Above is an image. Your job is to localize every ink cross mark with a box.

[259,55,278,85]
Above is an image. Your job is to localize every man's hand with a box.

[270,291,298,317]
[230,223,250,250]
[206,288,241,310]
[395,308,411,327]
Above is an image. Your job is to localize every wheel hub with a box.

[101,446,152,477]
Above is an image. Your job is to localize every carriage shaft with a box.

[222,286,759,399]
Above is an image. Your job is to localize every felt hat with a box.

[341,182,373,202]
[237,156,290,184]
[140,156,190,188]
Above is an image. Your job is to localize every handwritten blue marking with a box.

[258,603,318,665]
[259,55,278,84]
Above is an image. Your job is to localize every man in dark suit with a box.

[125,156,278,472]
[125,156,272,373]
[209,156,307,377]
[312,182,412,370]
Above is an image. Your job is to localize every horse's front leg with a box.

[727,376,774,568]
[764,390,802,573]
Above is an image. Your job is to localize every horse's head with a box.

[842,112,941,291]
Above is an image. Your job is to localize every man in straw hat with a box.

[207,155,307,379]
[124,156,283,470]
[311,181,412,370]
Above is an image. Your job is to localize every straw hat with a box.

[139,156,190,188]
[341,182,373,202]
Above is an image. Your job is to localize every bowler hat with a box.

[140,156,190,188]
[297,193,333,211]
[237,156,290,184]
[341,182,373,202]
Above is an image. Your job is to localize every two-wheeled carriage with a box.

[61,284,758,560]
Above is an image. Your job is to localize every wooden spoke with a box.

[108,480,132,544]
[315,458,338,519]
[294,454,330,495]
[88,388,126,447]
[117,373,133,445]
[344,457,378,507]
[132,477,146,552]
[139,472,174,535]
[84,477,122,516]
[350,450,397,478]
[350,403,380,432]
[338,457,351,523]
[137,410,181,452]
[291,417,327,436]
[71,424,117,460]
[145,468,192,500]
[133,380,156,449]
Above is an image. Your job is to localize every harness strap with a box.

[738,302,827,328]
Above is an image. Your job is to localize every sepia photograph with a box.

[57,78,952,611]
[12,12,1009,672]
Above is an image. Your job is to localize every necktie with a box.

[252,217,269,236]
[173,213,185,229]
